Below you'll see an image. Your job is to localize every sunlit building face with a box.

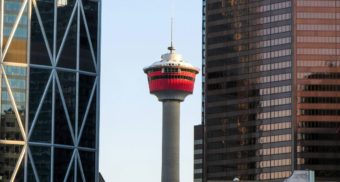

[0,0,100,181]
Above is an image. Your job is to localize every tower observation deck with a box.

[144,46,199,182]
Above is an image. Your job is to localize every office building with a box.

[0,0,101,181]
[194,124,204,182]
[202,0,340,181]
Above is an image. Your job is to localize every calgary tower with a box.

[144,42,199,182]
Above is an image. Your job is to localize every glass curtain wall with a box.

[295,0,340,181]
[204,0,293,180]
[0,0,100,181]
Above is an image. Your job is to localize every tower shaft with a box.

[162,100,180,182]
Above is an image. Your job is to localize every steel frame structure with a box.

[0,0,101,181]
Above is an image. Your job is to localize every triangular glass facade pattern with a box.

[0,0,100,181]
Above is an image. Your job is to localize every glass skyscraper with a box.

[0,0,100,181]
[202,0,340,181]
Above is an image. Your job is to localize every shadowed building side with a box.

[194,124,204,182]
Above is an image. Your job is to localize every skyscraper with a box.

[0,0,100,181]
[202,0,340,181]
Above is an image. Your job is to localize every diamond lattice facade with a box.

[0,0,100,181]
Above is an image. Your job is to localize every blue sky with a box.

[100,0,202,181]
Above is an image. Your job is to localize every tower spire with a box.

[171,17,173,48]
[168,17,175,53]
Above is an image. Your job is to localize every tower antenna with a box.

[168,17,176,52]
[168,0,175,52]
[171,17,174,48]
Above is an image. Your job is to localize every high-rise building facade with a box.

[202,0,340,181]
[194,124,204,182]
[0,0,101,181]
[295,1,340,181]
